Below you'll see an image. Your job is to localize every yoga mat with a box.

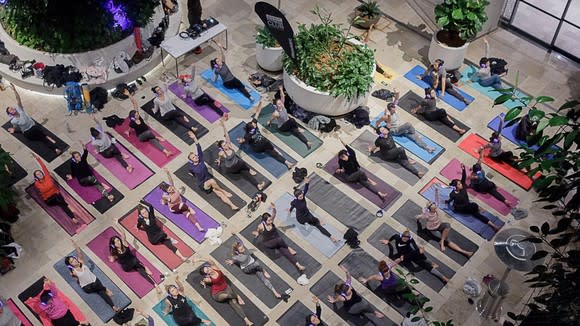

[186,271,269,326]
[460,66,525,110]
[203,143,271,197]
[240,217,322,279]
[487,113,559,153]
[350,131,428,186]
[6,298,32,326]
[2,121,69,162]
[256,103,323,157]
[153,297,215,326]
[229,122,297,178]
[2,156,28,187]
[310,271,398,326]
[371,112,445,164]
[86,227,163,298]
[391,200,479,266]
[273,192,345,258]
[277,301,318,326]
[440,159,519,216]
[419,178,505,241]
[141,99,209,145]
[168,80,230,123]
[113,117,181,168]
[210,236,293,308]
[118,207,195,270]
[143,185,220,243]
[86,138,154,190]
[374,61,400,85]
[174,163,247,219]
[53,250,132,323]
[53,161,124,214]
[458,133,536,190]
[403,65,474,111]
[200,69,261,110]
[324,157,402,209]
[25,183,94,236]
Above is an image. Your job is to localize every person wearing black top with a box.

[411,88,466,135]
[126,92,173,157]
[66,140,114,202]
[163,274,211,326]
[306,295,326,326]
[369,127,424,178]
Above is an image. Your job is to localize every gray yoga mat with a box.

[365,224,455,292]
[209,236,293,309]
[350,131,428,186]
[240,217,322,279]
[174,163,246,219]
[391,200,479,266]
[277,301,320,326]
[186,271,269,326]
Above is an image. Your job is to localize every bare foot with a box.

[440,241,446,252]
[107,194,115,202]
[330,236,339,243]
[286,162,296,169]
[288,247,297,255]
[296,263,305,271]
[157,136,166,142]
[72,218,80,225]
[375,311,385,319]
[113,306,120,312]
[504,200,512,207]
[466,251,474,257]
[257,181,265,190]
[409,159,417,165]
[458,128,466,135]
[378,192,387,201]
[122,153,130,160]
[417,172,425,178]
[55,148,62,155]
[369,179,377,186]
[164,150,173,157]
[263,270,271,279]
[126,165,134,173]
[237,296,245,305]
[230,205,240,211]
[427,147,436,153]
[249,169,257,176]
[184,117,190,123]
[306,141,312,150]
[224,192,232,198]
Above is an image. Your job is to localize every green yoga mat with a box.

[153,297,214,326]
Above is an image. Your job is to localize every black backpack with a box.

[347,106,370,129]
[344,228,360,249]
[319,118,338,133]
[489,57,508,75]
[103,115,125,128]
[113,308,134,325]
[292,167,308,184]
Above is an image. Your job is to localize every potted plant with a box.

[283,7,375,116]
[428,0,489,70]
[255,26,284,72]
[354,0,381,29]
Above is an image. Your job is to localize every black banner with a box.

[254,1,297,63]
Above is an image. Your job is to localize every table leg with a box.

[175,57,179,76]
[225,30,229,50]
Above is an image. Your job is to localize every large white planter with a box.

[428,31,470,71]
[255,44,283,72]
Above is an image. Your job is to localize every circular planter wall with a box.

[255,44,283,72]
[428,31,470,71]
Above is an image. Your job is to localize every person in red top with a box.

[199,260,254,326]
[31,153,79,224]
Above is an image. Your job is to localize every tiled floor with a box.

[1,0,578,325]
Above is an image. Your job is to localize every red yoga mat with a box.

[24,281,87,326]
[7,299,32,326]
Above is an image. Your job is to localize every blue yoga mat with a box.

[420,181,504,241]
[460,66,526,110]
[487,113,559,154]
[201,69,261,110]
[371,112,445,164]
[53,251,131,323]
[153,298,215,326]
[228,122,297,178]
[403,65,474,111]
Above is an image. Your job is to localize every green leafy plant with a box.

[356,0,381,19]
[255,26,279,48]
[434,0,489,45]
[0,148,17,212]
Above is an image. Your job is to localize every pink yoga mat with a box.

[87,227,163,298]
[26,184,94,236]
[440,159,519,216]
[168,81,229,123]
[86,139,154,190]
[64,168,113,204]
[7,298,32,326]
[113,118,181,168]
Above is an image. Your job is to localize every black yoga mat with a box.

[2,121,69,162]
[17,277,45,322]
[2,155,28,187]
[276,301,320,326]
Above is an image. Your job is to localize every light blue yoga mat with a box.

[403,65,474,111]
[53,251,131,323]
[201,69,261,110]
[229,122,297,178]
[153,298,215,326]
[460,65,527,110]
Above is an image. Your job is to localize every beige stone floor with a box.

[0,0,578,325]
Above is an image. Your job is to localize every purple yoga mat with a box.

[324,158,401,209]
[86,140,154,190]
[143,186,220,243]
[440,159,519,216]
[87,227,163,298]
[168,81,229,123]
[64,168,112,204]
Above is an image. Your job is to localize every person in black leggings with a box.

[67,140,115,202]
[480,131,520,168]
[306,295,326,326]
[369,126,424,178]
[418,59,471,105]
[266,85,311,149]
[411,88,466,135]
[211,40,254,102]
[163,274,211,326]
[468,155,513,207]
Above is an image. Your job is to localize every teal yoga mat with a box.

[153,297,215,326]
[200,69,261,110]
[460,65,527,110]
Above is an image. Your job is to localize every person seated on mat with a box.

[237,101,295,169]
[327,265,386,324]
[67,140,115,203]
[515,111,537,142]
[137,199,189,262]
[374,89,435,153]
[0,296,22,326]
[163,273,212,326]
[225,239,290,302]
[199,260,255,326]
[337,137,387,201]
[411,88,466,135]
[417,59,471,105]
[151,84,199,134]
[359,259,415,302]
[180,62,227,118]
[217,118,266,190]
[468,153,513,207]
[306,295,326,326]
[290,177,339,242]
[471,38,504,89]
[478,131,525,170]
[126,91,173,158]
[368,126,424,178]
[31,153,80,224]
[90,116,134,173]
[187,132,240,211]
[160,169,205,233]
[6,83,63,155]
[252,203,306,272]
[265,85,312,149]
[210,40,255,103]
[36,278,89,326]
[380,230,450,284]
[65,239,120,312]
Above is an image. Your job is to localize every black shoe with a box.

[280,293,290,302]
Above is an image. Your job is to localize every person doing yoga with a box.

[90,116,134,173]
[181,62,226,117]
[306,295,326,326]
[31,153,79,224]
[6,83,63,155]
[160,169,205,232]
[0,296,20,326]
[337,137,387,201]
[471,38,504,89]
[199,260,254,326]
[252,203,306,272]
[359,259,415,302]
[290,177,339,242]
[151,84,199,134]
[468,152,513,207]
[211,40,255,102]
[187,132,240,211]
[67,140,115,202]
[369,126,424,178]
[411,88,466,135]
[137,200,189,261]
[327,265,385,325]
[35,278,89,326]
[479,127,522,169]
[266,85,312,149]
[163,274,211,326]
[417,59,471,105]
[225,239,290,301]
